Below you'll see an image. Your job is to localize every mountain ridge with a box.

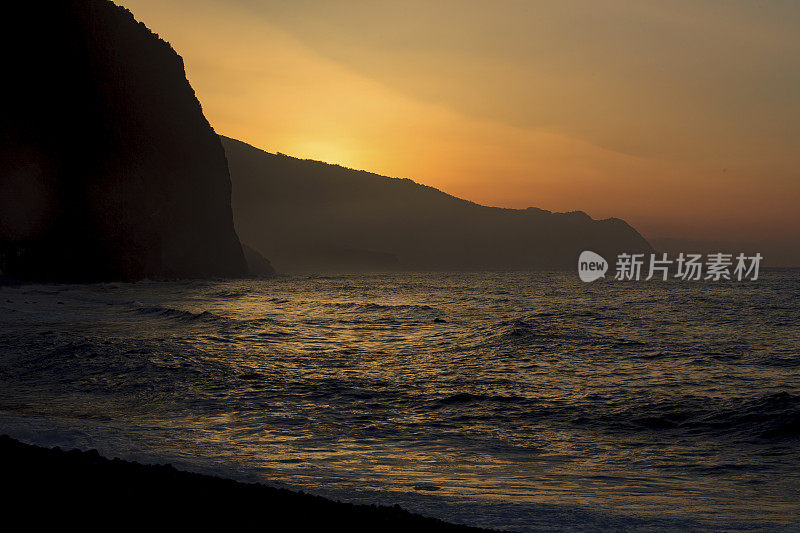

[222,136,653,272]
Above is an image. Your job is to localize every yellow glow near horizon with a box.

[119,0,800,244]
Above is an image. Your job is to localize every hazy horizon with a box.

[119,0,799,253]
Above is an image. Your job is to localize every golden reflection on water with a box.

[0,271,799,528]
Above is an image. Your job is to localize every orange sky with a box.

[120,0,799,244]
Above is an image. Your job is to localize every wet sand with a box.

[0,435,492,531]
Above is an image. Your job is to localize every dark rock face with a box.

[222,136,653,273]
[0,0,246,282]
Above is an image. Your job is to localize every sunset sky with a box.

[120,0,799,245]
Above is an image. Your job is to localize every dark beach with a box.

[0,435,491,531]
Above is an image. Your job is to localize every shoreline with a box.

[0,435,494,531]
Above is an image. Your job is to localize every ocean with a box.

[0,271,798,531]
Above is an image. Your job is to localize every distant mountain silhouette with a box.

[0,0,246,282]
[222,137,653,272]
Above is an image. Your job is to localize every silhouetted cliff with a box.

[222,137,653,272]
[0,1,246,282]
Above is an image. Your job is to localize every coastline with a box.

[0,435,494,531]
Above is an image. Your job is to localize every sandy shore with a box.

[0,435,492,531]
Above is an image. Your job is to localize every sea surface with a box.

[0,271,798,531]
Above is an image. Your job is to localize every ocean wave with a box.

[486,318,554,341]
[132,304,223,323]
[209,289,251,298]
[699,392,800,440]
[435,392,526,405]
[587,392,800,440]
[324,302,436,312]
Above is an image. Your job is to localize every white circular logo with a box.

[578,251,608,282]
